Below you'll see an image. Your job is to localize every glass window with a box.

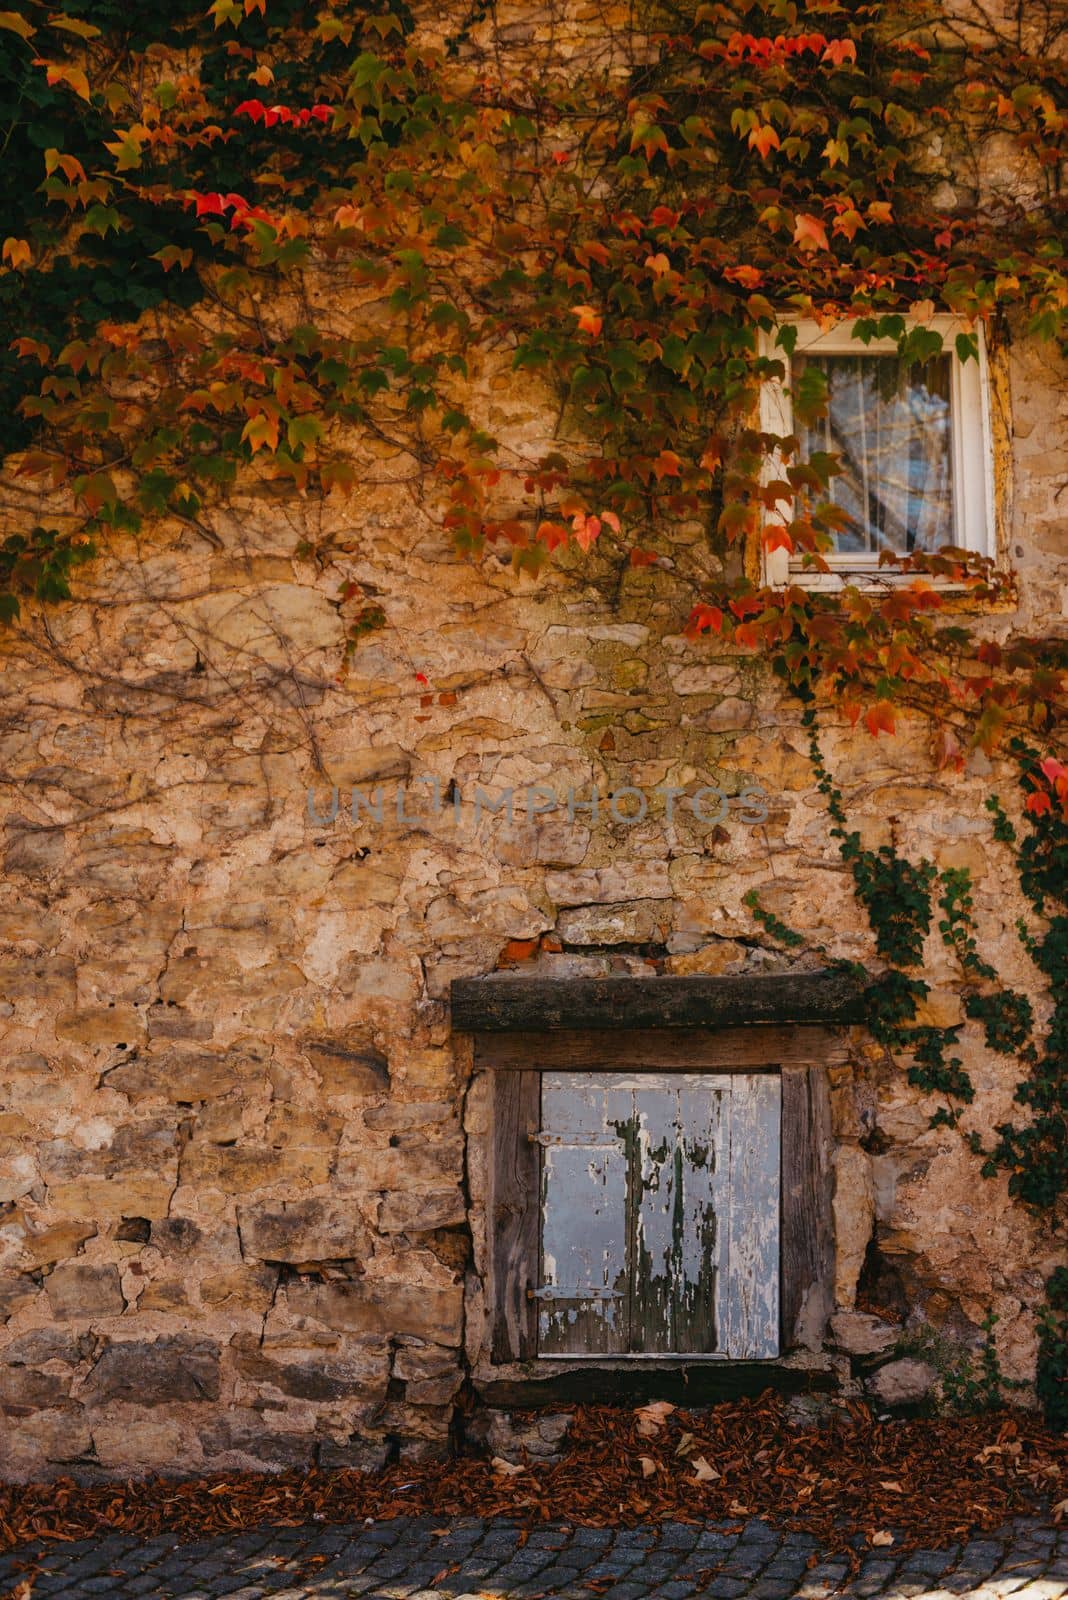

[793,352,955,558]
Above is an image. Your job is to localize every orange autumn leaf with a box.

[571,305,603,337]
[723,265,764,289]
[2,237,31,269]
[748,123,780,159]
[864,701,897,737]
[793,212,829,252]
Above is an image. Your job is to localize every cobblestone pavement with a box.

[0,1513,1065,1600]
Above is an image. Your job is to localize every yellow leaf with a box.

[43,61,91,101]
[0,9,33,38]
[47,14,101,37]
[2,237,31,269]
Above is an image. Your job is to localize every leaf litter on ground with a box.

[0,1396,1064,1561]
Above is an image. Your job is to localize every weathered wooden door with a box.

[536,1072,780,1359]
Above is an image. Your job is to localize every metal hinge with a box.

[527,1285,623,1301]
[528,1131,620,1147]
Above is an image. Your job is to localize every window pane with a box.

[794,352,955,556]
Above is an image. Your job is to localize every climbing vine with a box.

[749,708,1068,1423]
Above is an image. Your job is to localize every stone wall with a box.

[1,6,1067,1480]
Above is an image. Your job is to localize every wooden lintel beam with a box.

[452,971,866,1033]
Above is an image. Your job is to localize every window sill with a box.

[778,569,1017,612]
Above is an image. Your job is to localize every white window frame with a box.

[759,316,996,590]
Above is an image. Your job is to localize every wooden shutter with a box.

[535,1072,780,1359]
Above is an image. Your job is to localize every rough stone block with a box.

[200,1266,278,1311]
[91,1415,188,1472]
[557,901,672,945]
[102,1049,246,1103]
[234,1346,387,1402]
[199,1410,315,1470]
[301,1034,389,1096]
[378,1188,467,1234]
[544,862,672,906]
[0,1365,73,1410]
[181,1144,332,1193]
[0,1276,40,1321]
[829,1311,899,1358]
[45,1263,125,1320]
[339,1136,461,1191]
[286,1279,464,1344]
[83,1336,221,1403]
[866,1358,938,1408]
[47,1178,175,1220]
[21,1221,98,1266]
[237,1199,372,1264]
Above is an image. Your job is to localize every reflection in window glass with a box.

[794,353,955,556]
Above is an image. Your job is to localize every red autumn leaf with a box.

[572,512,602,551]
[764,524,793,554]
[1025,791,1053,817]
[233,98,266,122]
[629,547,657,567]
[1039,757,1067,784]
[652,449,681,480]
[822,38,858,67]
[193,191,226,216]
[686,603,723,635]
[537,520,569,551]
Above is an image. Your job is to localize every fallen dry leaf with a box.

[490,1458,526,1477]
[635,1401,675,1438]
[691,1457,720,1483]
[639,1457,657,1479]
[871,1531,895,1547]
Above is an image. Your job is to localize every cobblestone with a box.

[0,1513,1062,1600]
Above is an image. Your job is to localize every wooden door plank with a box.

[490,1068,540,1363]
[780,1065,835,1351]
[628,1076,730,1355]
[538,1074,629,1356]
[724,1074,782,1359]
